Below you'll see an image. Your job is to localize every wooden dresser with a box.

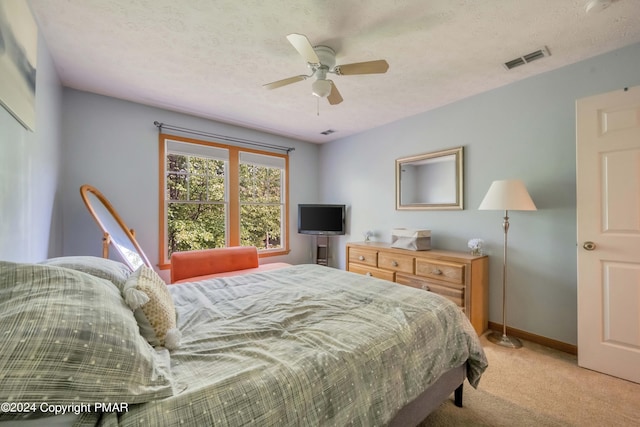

[346,241,488,334]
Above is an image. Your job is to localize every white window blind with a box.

[167,139,229,161]
[239,151,285,169]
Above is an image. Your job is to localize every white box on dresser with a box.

[346,241,489,335]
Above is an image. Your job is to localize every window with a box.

[159,134,288,268]
[239,152,286,249]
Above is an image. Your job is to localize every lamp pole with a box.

[487,209,523,348]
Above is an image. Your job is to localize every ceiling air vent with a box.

[503,46,551,70]
[320,129,336,135]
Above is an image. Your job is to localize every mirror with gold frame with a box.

[395,146,464,210]
[80,184,152,270]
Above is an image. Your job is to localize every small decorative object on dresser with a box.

[346,241,488,335]
[468,238,484,256]
[391,228,431,251]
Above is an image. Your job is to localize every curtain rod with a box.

[154,121,295,154]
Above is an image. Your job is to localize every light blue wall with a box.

[0,30,63,262]
[319,42,640,345]
[60,89,320,275]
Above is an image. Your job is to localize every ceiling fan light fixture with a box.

[312,79,332,98]
[264,33,388,106]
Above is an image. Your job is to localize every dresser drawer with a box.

[396,273,464,307]
[348,263,395,282]
[415,259,465,285]
[348,247,378,267]
[378,252,414,274]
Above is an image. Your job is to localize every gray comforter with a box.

[92,264,487,426]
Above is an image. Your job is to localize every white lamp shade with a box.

[478,179,537,211]
[312,79,332,98]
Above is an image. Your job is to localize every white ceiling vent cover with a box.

[504,47,551,70]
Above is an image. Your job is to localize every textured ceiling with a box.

[27,0,640,143]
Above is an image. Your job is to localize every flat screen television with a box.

[298,204,346,235]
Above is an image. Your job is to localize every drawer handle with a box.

[391,260,398,267]
[359,255,365,261]
[366,272,372,277]
[432,269,442,275]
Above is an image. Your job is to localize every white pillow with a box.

[40,256,131,291]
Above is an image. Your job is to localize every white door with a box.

[576,85,640,384]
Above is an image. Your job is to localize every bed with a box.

[0,258,487,427]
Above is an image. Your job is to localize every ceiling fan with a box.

[263,33,389,105]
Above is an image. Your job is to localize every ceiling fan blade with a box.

[286,33,321,65]
[327,80,343,105]
[334,59,389,75]
[263,75,308,90]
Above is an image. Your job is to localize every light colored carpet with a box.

[421,333,640,426]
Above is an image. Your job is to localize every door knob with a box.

[583,241,596,251]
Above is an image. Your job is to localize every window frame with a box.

[158,133,289,269]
